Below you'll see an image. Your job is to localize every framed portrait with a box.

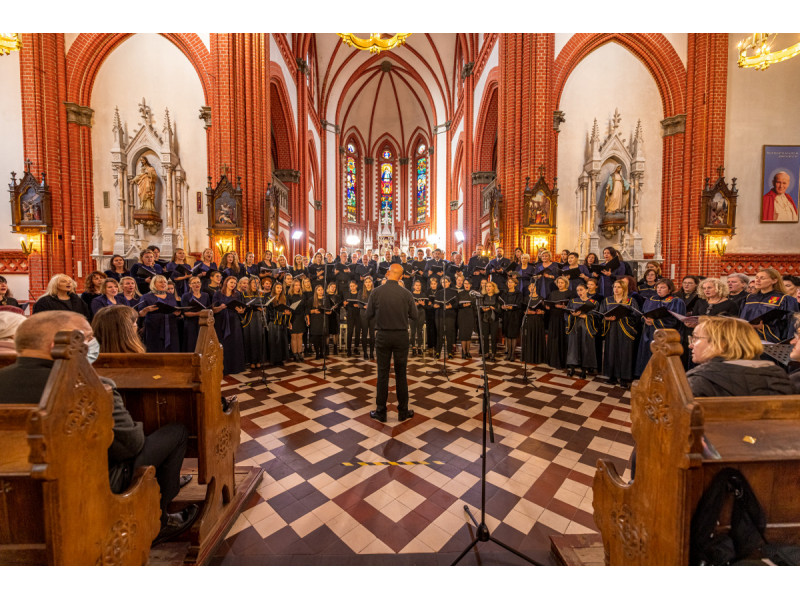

[761,145,800,223]
[9,168,51,234]
[206,173,243,235]
[699,169,737,237]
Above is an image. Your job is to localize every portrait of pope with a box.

[762,170,798,222]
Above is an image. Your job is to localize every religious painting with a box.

[215,191,237,225]
[522,171,557,235]
[380,161,393,222]
[761,145,800,223]
[8,167,51,234]
[416,153,428,224]
[706,192,729,227]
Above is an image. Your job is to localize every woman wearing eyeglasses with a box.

[686,316,791,397]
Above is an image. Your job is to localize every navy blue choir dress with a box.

[90,294,128,318]
[534,263,560,299]
[212,290,246,375]
[598,262,627,297]
[166,262,192,297]
[600,296,641,382]
[192,261,218,282]
[635,293,686,377]
[180,291,210,352]
[565,297,600,370]
[139,292,180,353]
[739,291,799,343]
[104,269,130,282]
[131,263,163,295]
[515,264,536,296]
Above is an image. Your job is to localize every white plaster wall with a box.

[90,33,208,255]
[473,42,499,132]
[724,33,800,253]
[270,34,297,127]
[556,41,664,256]
[555,33,687,69]
[324,129,337,249]
[0,50,24,250]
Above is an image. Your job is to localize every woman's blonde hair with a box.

[45,273,76,297]
[554,275,570,289]
[92,305,145,353]
[698,277,729,300]
[486,281,499,295]
[119,276,141,298]
[149,274,168,293]
[695,316,763,361]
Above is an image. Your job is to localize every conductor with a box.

[365,263,418,423]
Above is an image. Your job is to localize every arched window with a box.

[345,142,358,223]
[379,148,393,223]
[415,142,428,224]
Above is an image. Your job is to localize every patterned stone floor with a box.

[211,349,633,565]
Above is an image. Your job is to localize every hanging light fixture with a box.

[737,33,800,70]
[337,33,411,55]
[0,34,22,56]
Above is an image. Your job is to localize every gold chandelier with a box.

[337,33,411,54]
[737,33,800,70]
[0,33,22,56]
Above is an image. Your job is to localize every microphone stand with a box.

[511,296,539,388]
[249,294,274,391]
[452,292,538,566]
[437,284,451,380]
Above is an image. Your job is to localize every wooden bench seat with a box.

[0,331,160,565]
[591,329,800,565]
[93,311,262,565]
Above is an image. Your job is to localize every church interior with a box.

[2,15,800,578]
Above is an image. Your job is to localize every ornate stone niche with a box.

[522,167,558,251]
[482,179,503,248]
[578,109,645,260]
[105,99,187,266]
[8,160,51,234]
[700,166,738,238]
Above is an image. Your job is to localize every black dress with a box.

[104,269,129,282]
[545,289,575,369]
[266,299,290,366]
[600,296,640,382]
[33,293,90,318]
[139,292,180,353]
[180,291,210,352]
[326,293,342,335]
[565,297,600,370]
[358,289,375,353]
[240,293,266,366]
[479,294,500,356]
[521,296,547,364]
[500,290,524,339]
[343,290,363,352]
[212,291,246,375]
[286,293,307,335]
[456,290,475,341]
[81,292,101,318]
[693,298,739,317]
[434,288,458,352]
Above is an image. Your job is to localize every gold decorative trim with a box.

[0,34,21,56]
[337,33,411,55]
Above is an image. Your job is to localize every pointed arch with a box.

[270,65,297,170]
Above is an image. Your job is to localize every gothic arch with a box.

[270,66,297,170]
[66,33,211,106]
[553,33,686,117]
[474,67,499,172]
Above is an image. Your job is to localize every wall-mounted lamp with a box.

[215,237,234,256]
[532,236,549,252]
[20,235,39,256]
[454,230,465,243]
[345,234,360,247]
[709,235,729,257]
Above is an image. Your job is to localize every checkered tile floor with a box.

[211,350,633,565]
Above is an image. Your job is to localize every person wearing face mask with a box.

[0,310,198,545]
[33,273,89,318]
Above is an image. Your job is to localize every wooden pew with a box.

[592,328,800,565]
[93,310,262,565]
[0,330,160,565]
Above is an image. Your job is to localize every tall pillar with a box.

[209,33,271,260]
[498,34,556,252]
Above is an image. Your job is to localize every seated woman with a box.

[0,275,20,308]
[686,316,792,397]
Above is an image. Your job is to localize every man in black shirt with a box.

[424,248,448,281]
[365,264,418,422]
[467,244,489,289]
[487,247,511,292]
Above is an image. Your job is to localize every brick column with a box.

[498,34,556,252]
[209,33,271,259]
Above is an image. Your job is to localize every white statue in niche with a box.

[133,156,158,213]
[603,164,630,215]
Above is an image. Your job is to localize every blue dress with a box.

[181,291,211,352]
[634,294,686,377]
[131,263,163,295]
[90,294,128,318]
[139,292,180,353]
[739,291,799,343]
[165,262,192,297]
[534,263,560,299]
[104,269,130,282]
[598,262,627,297]
[212,291,246,375]
[515,264,536,296]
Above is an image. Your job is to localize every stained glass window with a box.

[382,149,392,160]
[345,154,357,223]
[380,160,393,222]
[416,154,428,224]
[347,143,355,153]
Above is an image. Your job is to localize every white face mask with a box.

[85,338,101,364]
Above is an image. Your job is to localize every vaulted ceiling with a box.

[307,33,463,157]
